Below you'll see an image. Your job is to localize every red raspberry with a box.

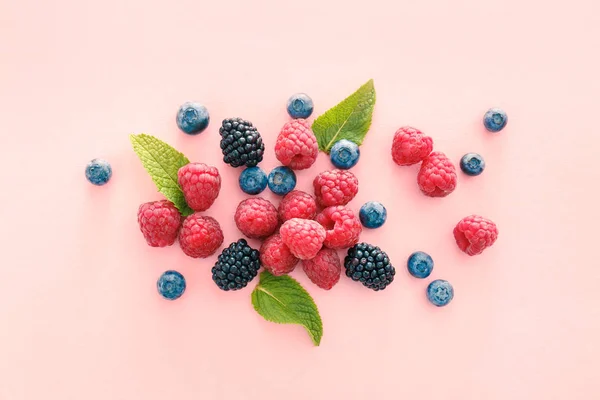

[274,119,318,170]
[260,233,299,276]
[313,169,359,207]
[417,151,457,197]
[453,215,499,256]
[302,248,341,290]
[234,198,279,239]
[178,214,224,258]
[278,190,317,222]
[177,163,221,211]
[280,218,326,260]
[391,126,433,166]
[316,206,362,249]
[137,200,182,247]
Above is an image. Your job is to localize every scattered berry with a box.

[359,201,387,229]
[137,200,182,247]
[344,243,395,291]
[177,162,221,211]
[280,218,326,260]
[427,279,454,307]
[157,270,186,300]
[179,214,224,258]
[212,239,261,291]
[278,190,317,222]
[219,118,264,167]
[302,248,341,290]
[316,206,362,249]
[330,139,360,169]
[483,108,507,132]
[85,158,112,186]
[460,153,486,176]
[176,102,209,135]
[268,166,297,196]
[453,215,499,256]
[391,126,433,166]
[274,119,318,170]
[407,251,434,279]
[260,234,299,276]
[239,166,268,195]
[234,198,279,239]
[286,93,314,119]
[417,151,457,197]
[313,169,359,207]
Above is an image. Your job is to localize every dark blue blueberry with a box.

[330,139,360,169]
[359,201,387,229]
[407,251,434,279]
[239,166,268,195]
[286,93,314,119]
[85,158,112,186]
[426,279,454,307]
[483,107,507,132]
[268,166,296,196]
[460,153,486,176]
[176,102,210,135]
[157,270,186,300]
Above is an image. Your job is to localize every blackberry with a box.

[219,118,265,168]
[344,243,395,291]
[211,239,261,291]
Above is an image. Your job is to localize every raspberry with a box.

[391,126,433,166]
[260,234,299,276]
[178,214,224,258]
[313,169,359,207]
[453,215,499,256]
[316,206,362,249]
[137,200,182,247]
[302,248,341,290]
[280,218,326,260]
[417,151,457,197]
[274,119,318,170]
[234,198,279,239]
[177,162,221,211]
[344,243,395,291]
[278,190,317,222]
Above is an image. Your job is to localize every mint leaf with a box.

[129,134,193,216]
[251,271,323,346]
[312,79,376,153]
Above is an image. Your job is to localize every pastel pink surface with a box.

[1,0,599,399]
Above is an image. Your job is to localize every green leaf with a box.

[129,134,194,216]
[312,79,376,153]
[251,271,323,346]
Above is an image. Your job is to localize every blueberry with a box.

[268,166,296,195]
[176,102,210,135]
[359,201,387,229]
[286,93,314,119]
[238,167,268,195]
[157,270,186,300]
[407,251,434,279]
[85,158,112,186]
[427,279,454,307]
[483,107,507,132]
[330,139,360,169]
[460,153,486,176]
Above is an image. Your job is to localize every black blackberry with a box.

[212,239,261,291]
[219,118,265,168]
[344,243,395,291]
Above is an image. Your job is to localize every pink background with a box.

[1,0,599,399]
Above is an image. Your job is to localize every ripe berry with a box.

[453,215,499,256]
[234,198,279,239]
[407,251,434,279]
[460,153,485,176]
[359,201,387,229]
[177,162,221,211]
[278,190,317,222]
[239,166,268,195]
[178,214,224,258]
[316,206,362,249]
[275,119,318,170]
[219,118,264,168]
[260,234,298,276]
[344,243,395,291]
[286,93,314,119]
[176,102,209,135]
[427,279,454,307]
[391,126,433,166]
[417,151,457,197]
[157,270,186,300]
[268,166,297,196]
[137,200,182,247]
[280,218,326,260]
[330,139,360,169]
[212,239,261,291]
[483,107,507,132]
[85,158,112,186]
[302,248,341,290]
[313,169,359,207]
